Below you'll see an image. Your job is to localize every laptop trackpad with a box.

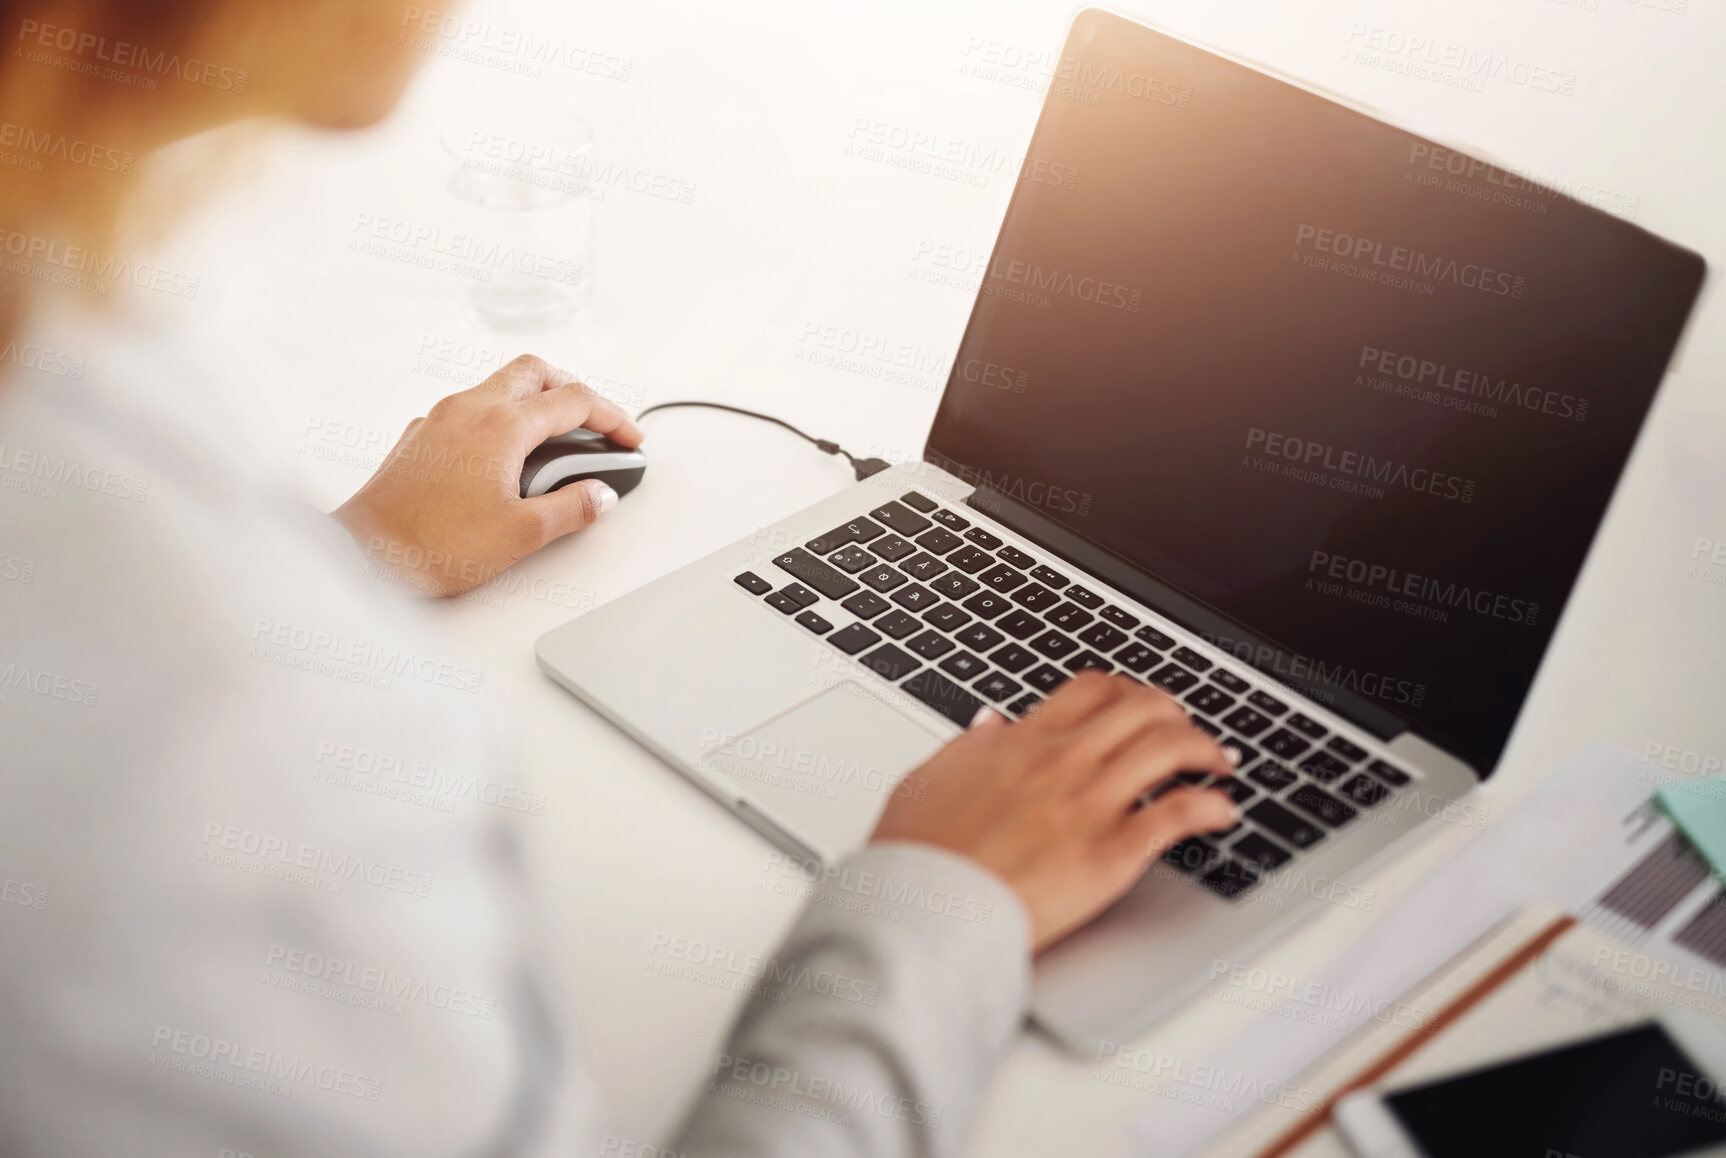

[701,683,948,862]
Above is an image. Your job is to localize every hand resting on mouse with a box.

[333,353,643,597]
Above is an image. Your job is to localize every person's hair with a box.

[0,0,415,345]
[0,2,216,268]
[0,0,309,343]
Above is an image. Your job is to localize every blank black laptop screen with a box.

[925,10,1703,773]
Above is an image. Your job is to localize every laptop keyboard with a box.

[732,490,1417,902]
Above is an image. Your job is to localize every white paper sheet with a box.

[1131,740,1676,1157]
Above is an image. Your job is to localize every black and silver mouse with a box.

[519,428,647,499]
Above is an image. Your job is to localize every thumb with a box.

[529,478,618,544]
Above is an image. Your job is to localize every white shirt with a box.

[0,315,1028,1158]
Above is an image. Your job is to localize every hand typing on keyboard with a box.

[333,355,643,596]
[871,671,1242,951]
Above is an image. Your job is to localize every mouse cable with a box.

[633,401,892,481]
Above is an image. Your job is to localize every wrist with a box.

[863,839,1035,951]
[328,501,447,597]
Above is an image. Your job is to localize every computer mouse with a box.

[519,427,647,500]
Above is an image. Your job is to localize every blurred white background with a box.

[105,0,1726,1153]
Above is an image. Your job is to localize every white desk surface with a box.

[130,0,1726,1153]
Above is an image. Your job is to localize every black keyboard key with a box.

[1298,751,1352,784]
[827,623,881,654]
[806,515,884,554]
[1327,736,1368,763]
[1030,565,1070,588]
[1077,622,1127,652]
[1186,685,1237,716]
[900,490,937,513]
[973,672,1022,702]
[921,602,972,632]
[1200,859,1261,899]
[939,651,989,680]
[870,534,916,562]
[1286,783,1358,828]
[1212,777,1258,805]
[1171,646,1213,673]
[798,607,836,633]
[1245,800,1326,849]
[928,572,980,600]
[898,552,948,581]
[870,501,931,536]
[1004,692,1043,717]
[1262,728,1311,759]
[963,526,1003,549]
[1248,761,1300,792]
[962,591,1012,619]
[1011,583,1062,612]
[858,643,920,681]
[1148,664,1199,694]
[1221,706,1272,737]
[900,669,980,727]
[1046,602,1095,631]
[915,526,963,555]
[1192,717,1222,738]
[828,545,876,573]
[778,583,818,608]
[1232,831,1292,871]
[1098,605,1139,629]
[955,623,1005,651]
[1210,669,1250,694]
[1063,650,1113,673]
[1029,630,1080,661]
[842,516,887,542]
[841,590,890,619]
[1064,585,1104,609]
[989,642,1037,672]
[1163,838,1221,874]
[905,630,955,660]
[1287,712,1329,740]
[980,563,1027,592]
[773,549,858,599]
[931,508,970,531]
[1339,774,1391,808]
[1113,643,1161,673]
[1367,759,1412,787]
[764,591,802,614]
[1135,624,1176,650]
[890,584,939,612]
[1247,690,1287,717]
[874,610,921,639]
[1023,664,1068,692]
[997,609,1044,640]
[997,545,1035,569]
[734,571,772,595]
[859,564,907,592]
[947,545,994,574]
[876,576,932,607]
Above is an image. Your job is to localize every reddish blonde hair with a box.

[0,0,336,336]
[0,3,225,247]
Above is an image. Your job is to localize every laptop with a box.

[536,8,1705,1049]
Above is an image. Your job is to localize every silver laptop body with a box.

[537,460,1478,1048]
[537,10,1702,1049]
